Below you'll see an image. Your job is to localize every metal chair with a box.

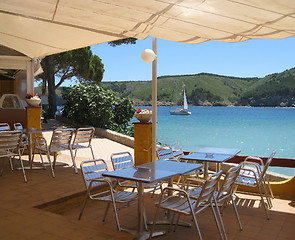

[13,122,29,149]
[32,128,75,177]
[111,151,163,195]
[78,159,138,231]
[235,151,276,219]
[169,142,202,187]
[156,146,178,161]
[14,122,24,131]
[0,123,10,131]
[0,130,27,182]
[149,170,224,240]
[214,164,243,235]
[72,127,95,160]
[170,142,185,160]
[241,151,276,200]
[157,146,192,188]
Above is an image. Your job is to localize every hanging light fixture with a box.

[141,49,157,63]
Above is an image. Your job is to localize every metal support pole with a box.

[26,59,34,95]
[152,37,157,162]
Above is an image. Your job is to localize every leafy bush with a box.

[62,82,136,136]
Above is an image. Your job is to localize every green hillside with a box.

[101,67,295,107]
[37,67,295,107]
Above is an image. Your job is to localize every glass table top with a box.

[103,160,202,183]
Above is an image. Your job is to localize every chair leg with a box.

[261,181,273,209]
[9,156,14,170]
[78,195,89,220]
[148,200,162,240]
[151,183,162,198]
[111,200,121,231]
[90,147,95,159]
[74,149,78,161]
[257,184,270,220]
[102,202,111,222]
[176,175,182,187]
[191,211,203,240]
[231,195,243,230]
[69,149,78,174]
[169,211,177,232]
[18,153,27,183]
[211,200,227,240]
[46,151,55,178]
[31,146,36,170]
[0,158,5,176]
[265,175,274,199]
[39,152,45,168]
[142,203,148,231]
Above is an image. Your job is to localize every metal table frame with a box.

[181,147,241,178]
[22,128,45,169]
[103,160,202,240]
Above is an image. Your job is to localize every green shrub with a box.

[62,82,136,136]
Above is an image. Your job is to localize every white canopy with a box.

[1,0,295,58]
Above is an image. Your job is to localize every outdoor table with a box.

[22,128,44,169]
[180,147,240,178]
[102,160,202,240]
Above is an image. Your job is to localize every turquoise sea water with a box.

[141,106,295,177]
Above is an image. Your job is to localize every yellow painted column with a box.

[26,106,41,130]
[133,122,152,166]
[26,106,42,145]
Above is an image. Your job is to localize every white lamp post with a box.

[141,49,157,63]
[141,37,157,162]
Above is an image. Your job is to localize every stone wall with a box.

[94,128,134,148]
[56,115,134,148]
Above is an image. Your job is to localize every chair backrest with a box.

[14,123,23,130]
[49,128,74,151]
[72,127,95,147]
[259,151,276,181]
[14,123,28,142]
[111,151,134,170]
[156,146,175,161]
[0,123,10,131]
[0,130,22,155]
[80,159,109,189]
[216,164,242,200]
[191,170,222,208]
[170,142,184,160]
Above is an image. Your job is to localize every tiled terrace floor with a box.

[0,125,295,240]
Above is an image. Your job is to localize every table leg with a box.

[216,163,221,190]
[28,133,33,169]
[216,162,220,172]
[203,162,209,179]
[122,182,165,240]
[25,132,45,170]
[138,182,144,236]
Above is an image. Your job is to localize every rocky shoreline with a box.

[134,97,295,107]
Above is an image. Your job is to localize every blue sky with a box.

[64,36,295,85]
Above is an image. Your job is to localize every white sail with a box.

[183,89,188,110]
[169,88,191,115]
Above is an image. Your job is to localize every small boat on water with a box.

[169,89,191,115]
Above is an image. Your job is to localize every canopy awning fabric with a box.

[0,0,295,58]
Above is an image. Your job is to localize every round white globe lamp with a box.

[141,49,157,63]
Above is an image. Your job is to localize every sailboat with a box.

[169,89,191,115]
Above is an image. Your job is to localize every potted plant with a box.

[25,94,41,106]
[134,107,152,122]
